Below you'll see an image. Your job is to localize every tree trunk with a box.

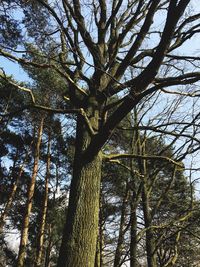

[133,109,157,267]
[58,153,102,267]
[0,166,23,232]
[34,130,51,267]
[16,117,44,267]
[0,150,20,232]
[99,193,104,267]
[95,189,104,267]
[44,224,52,267]
[94,236,100,267]
[130,110,138,267]
[0,145,31,233]
[114,186,129,267]
[130,194,137,267]
[57,105,102,267]
[142,184,157,267]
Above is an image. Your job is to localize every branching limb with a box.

[118,125,200,145]
[80,108,96,136]
[0,69,35,104]
[0,104,81,117]
[108,70,200,97]
[0,48,88,97]
[104,159,144,178]
[103,153,183,168]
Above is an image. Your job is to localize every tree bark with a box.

[57,104,102,267]
[58,153,102,267]
[57,152,102,266]
[99,192,104,267]
[16,117,44,267]
[95,188,104,267]
[94,235,100,267]
[34,130,51,267]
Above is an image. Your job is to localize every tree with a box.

[1,1,200,266]
[16,116,44,267]
[98,105,198,267]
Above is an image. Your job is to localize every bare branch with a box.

[104,153,183,168]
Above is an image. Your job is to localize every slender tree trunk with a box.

[130,110,138,267]
[0,150,19,232]
[114,185,129,267]
[44,224,52,267]
[34,130,51,267]
[0,166,24,232]
[16,117,44,267]
[57,104,102,267]
[130,193,137,267]
[0,145,31,233]
[142,184,157,267]
[133,108,157,267]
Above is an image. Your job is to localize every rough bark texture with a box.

[58,153,102,267]
[58,104,102,267]
[95,191,104,267]
[99,194,104,267]
[16,117,44,267]
[94,236,101,267]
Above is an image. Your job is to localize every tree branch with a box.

[104,153,183,168]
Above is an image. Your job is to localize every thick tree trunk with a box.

[94,236,100,267]
[99,194,104,267]
[95,189,104,267]
[58,105,102,267]
[34,131,51,267]
[16,117,44,267]
[58,153,102,267]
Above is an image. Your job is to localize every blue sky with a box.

[0,56,30,82]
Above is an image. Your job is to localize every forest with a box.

[1,1,200,266]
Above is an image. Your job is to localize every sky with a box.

[0,56,29,82]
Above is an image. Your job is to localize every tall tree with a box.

[17,116,44,267]
[1,1,200,266]
[34,128,51,267]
